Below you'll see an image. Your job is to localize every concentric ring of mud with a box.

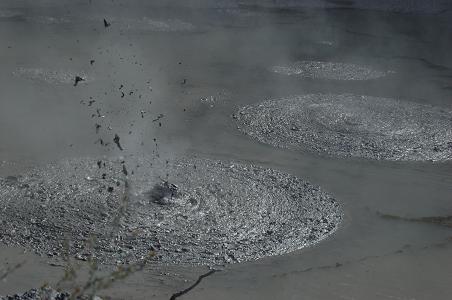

[0,157,341,265]
[234,94,452,161]
[271,61,391,80]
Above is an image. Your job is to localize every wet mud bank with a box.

[0,157,341,266]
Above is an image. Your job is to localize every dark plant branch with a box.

[1,261,25,281]
[170,269,218,300]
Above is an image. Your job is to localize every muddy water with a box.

[1,1,452,299]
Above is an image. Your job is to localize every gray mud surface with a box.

[235,94,452,161]
[0,157,341,266]
[271,61,390,80]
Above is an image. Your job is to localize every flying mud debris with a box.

[74,76,85,87]
[113,134,123,151]
[271,61,391,80]
[0,157,341,265]
[234,94,452,161]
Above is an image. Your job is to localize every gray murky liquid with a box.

[1,1,452,300]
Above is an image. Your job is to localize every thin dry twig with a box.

[0,261,25,282]
[169,269,218,300]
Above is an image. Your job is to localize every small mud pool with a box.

[271,61,391,80]
[234,94,452,161]
[0,157,341,266]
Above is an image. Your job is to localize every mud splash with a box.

[234,94,452,161]
[0,157,341,266]
[271,61,391,80]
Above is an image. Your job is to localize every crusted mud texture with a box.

[0,157,341,266]
[1,288,69,300]
[234,94,452,161]
[0,287,101,300]
[271,61,390,80]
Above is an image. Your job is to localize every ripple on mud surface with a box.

[0,157,341,265]
[271,61,391,80]
[13,68,91,85]
[234,94,452,161]
[121,17,195,32]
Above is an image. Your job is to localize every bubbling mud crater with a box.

[234,94,452,161]
[0,157,341,265]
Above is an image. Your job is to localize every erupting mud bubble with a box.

[0,157,341,266]
[12,68,91,85]
[271,61,391,80]
[234,94,452,161]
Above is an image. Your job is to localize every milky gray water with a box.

[1,1,452,299]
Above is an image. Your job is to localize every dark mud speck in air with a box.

[113,134,123,151]
[234,94,452,161]
[0,157,341,265]
[73,76,85,86]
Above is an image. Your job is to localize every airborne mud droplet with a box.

[113,134,123,151]
[234,94,452,161]
[0,157,341,265]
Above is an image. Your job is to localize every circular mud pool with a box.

[234,94,452,161]
[0,157,341,265]
[271,61,391,80]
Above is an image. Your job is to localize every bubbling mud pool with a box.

[271,61,391,80]
[0,157,341,266]
[234,94,452,161]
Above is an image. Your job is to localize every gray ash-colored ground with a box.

[271,61,391,80]
[0,157,341,266]
[234,94,452,161]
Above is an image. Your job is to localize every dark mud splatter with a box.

[113,134,123,151]
[0,157,341,266]
[234,94,452,161]
[103,18,111,28]
[73,76,85,87]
